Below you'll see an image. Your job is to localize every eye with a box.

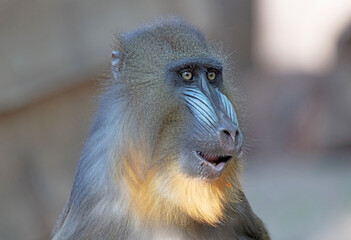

[207,71,216,81]
[181,71,193,81]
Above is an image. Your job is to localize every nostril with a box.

[235,130,243,153]
[220,129,234,146]
[222,130,231,137]
[234,130,240,146]
[219,127,243,154]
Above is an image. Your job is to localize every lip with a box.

[195,151,232,177]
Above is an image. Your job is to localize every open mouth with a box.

[196,151,232,172]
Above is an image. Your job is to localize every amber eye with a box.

[181,71,193,80]
[207,72,216,81]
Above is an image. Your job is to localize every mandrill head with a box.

[112,17,244,226]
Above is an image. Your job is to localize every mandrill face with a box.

[167,57,243,181]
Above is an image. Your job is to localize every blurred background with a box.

[1,0,351,239]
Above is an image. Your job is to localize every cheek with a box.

[154,106,189,152]
[153,118,184,161]
[154,117,199,173]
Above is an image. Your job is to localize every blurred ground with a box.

[244,153,351,240]
[1,0,351,240]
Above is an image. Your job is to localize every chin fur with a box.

[120,151,242,227]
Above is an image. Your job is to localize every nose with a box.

[219,124,243,155]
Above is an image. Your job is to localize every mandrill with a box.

[52,17,270,240]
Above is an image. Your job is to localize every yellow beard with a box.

[121,152,242,226]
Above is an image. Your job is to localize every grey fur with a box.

[52,17,269,240]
